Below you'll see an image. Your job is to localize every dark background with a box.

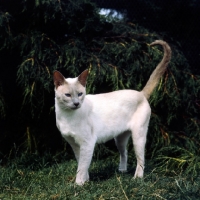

[94,0,200,75]
[0,0,199,159]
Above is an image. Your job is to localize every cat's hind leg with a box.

[114,131,131,172]
[131,117,150,178]
[130,101,151,178]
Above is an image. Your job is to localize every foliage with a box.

[0,0,199,176]
[155,146,200,177]
[95,0,200,74]
[0,153,200,199]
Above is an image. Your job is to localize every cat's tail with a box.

[141,40,171,99]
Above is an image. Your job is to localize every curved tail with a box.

[142,40,171,99]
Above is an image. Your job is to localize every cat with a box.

[53,40,171,185]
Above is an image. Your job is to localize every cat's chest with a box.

[55,106,94,140]
[56,112,82,135]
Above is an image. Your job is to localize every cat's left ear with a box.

[78,69,89,87]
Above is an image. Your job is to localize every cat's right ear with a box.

[53,71,65,89]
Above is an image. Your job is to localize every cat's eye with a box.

[78,92,83,97]
[65,93,71,97]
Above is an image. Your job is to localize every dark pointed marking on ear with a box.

[78,69,89,87]
[53,70,66,89]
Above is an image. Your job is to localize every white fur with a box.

[54,40,171,185]
[55,87,150,185]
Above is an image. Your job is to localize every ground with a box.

[0,152,199,199]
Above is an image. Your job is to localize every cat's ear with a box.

[53,70,65,89]
[78,69,89,87]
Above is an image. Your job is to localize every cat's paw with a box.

[75,172,89,186]
[119,168,127,173]
[134,164,144,178]
[118,163,127,173]
[75,179,88,186]
[75,178,89,186]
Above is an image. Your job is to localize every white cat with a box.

[53,40,171,185]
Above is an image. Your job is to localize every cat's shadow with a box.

[89,159,153,183]
[89,160,135,182]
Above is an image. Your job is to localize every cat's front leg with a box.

[64,136,80,162]
[75,140,96,185]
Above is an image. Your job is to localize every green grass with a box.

[0,152,200,200]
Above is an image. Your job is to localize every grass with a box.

[0,151,200,200]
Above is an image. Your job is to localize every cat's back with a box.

[86,89,148,112]
[86,89,145,103]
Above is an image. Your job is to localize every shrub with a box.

[0,0,199,175]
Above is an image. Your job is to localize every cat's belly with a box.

[96,131,127,143]
[93,119,130,143]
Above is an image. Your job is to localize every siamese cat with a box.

[53,40,171,185]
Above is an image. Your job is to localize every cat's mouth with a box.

[60,101,81,110]
[70,105,81,110]
[71,107,80,110]
[60,103,81,110]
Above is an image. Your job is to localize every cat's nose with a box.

[74,102,79,107]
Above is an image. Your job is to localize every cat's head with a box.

[53,70,88,110]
